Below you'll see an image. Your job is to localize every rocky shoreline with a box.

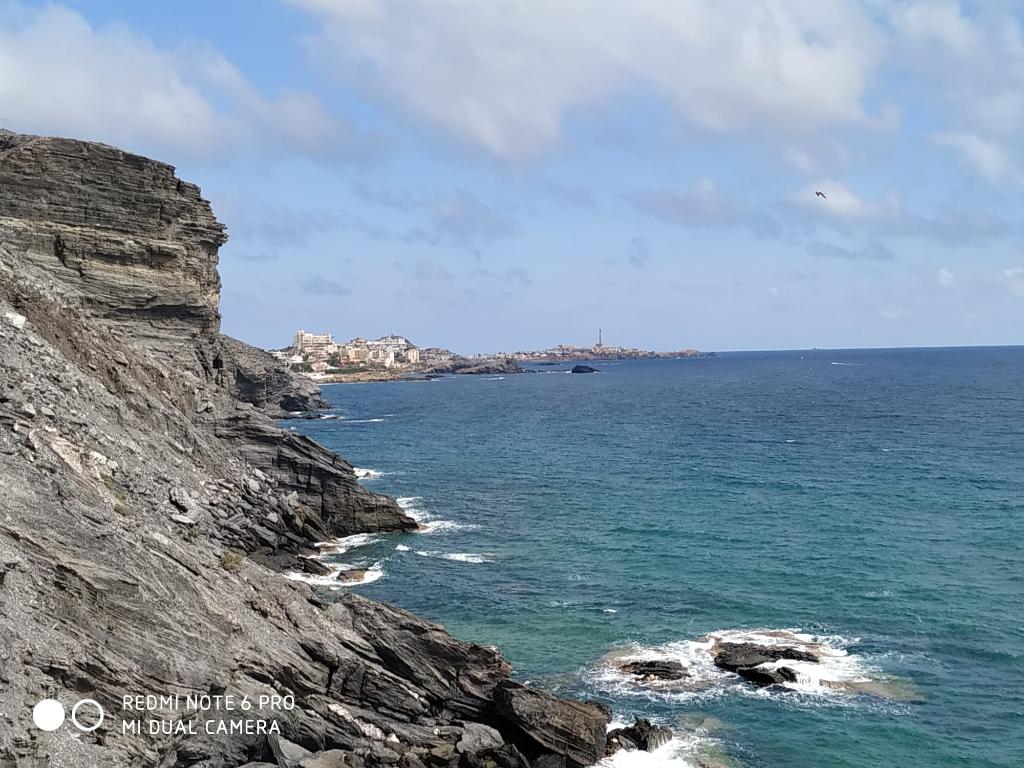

[0,132,631,768]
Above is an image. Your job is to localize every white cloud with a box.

[0,4,375,162]
[627,178,780,237]
[793,181,880,219]
[806,238,894,261]
[932,132,1010,183]
[937,267,956,288]
[1004,268,1024,298]
[788,181,1009,246]
[891,2,1024,182]
[289,0,885,161]
[880,305,910,320]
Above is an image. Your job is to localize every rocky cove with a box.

[0,131,625,768]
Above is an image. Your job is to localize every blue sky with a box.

[2,1,1023,352]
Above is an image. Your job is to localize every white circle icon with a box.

[32,699,65,731]
[71,699,104,732]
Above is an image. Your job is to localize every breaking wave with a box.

[397,497,480,534]
[285,559,385,589]
[414,551,496,564]
[591,628,914,705]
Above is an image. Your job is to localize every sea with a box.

[285,347,1024,768]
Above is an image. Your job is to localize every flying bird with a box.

[815,190,827,199]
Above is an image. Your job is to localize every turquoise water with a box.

[288,348,1024,768]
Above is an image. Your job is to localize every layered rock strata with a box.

[0,132,610,768]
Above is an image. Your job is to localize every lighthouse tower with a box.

[597,329,603,349]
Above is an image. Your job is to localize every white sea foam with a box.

[422,520,480,534]
[415,550,495,564]
[595,628,873,702]
[397,497,428,520]
[397,497,479,533]
[285,559,385,587]
[342,418,386,424]
[395,544,411,552]
[313,532,381,554]
[353,467,385,479]
[600,731,718,768]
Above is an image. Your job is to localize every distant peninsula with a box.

[274,329,708,384]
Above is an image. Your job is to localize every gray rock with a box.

[619,660,687,681]
[270,736,313,768]
[604,719,672,756]
[457,722,505,754]
[0,130,609,768]
[169,485,197,513]
[712,642,818,674]
[734,665,799,686]
[301,751,361,768]
[493,681,608,768]
[2,311,25,329]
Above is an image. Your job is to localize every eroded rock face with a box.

[0,132,608,768]
[493,682,609,768]
[0,130,226,350]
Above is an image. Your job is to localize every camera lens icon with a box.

[32,698,104,732]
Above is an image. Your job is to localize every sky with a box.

[2,0,1024,353]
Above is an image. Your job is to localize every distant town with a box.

[272,329,706,382]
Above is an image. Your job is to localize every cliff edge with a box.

[0,132,609,768]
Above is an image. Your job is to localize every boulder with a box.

[532,755,566,768]
[2,311,25,329]
[604,719,672,756]
[619,660,687,681]
[298,556,333,576]
[712,641,818,673]
[733,665,798,687]
[270,736,313,768]
[493,681,608,768]
[457,723,505,754]
[301,751,365,768]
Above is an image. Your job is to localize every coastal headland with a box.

[0,131,620,767]
[278,330,707,385]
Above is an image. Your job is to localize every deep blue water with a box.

[288,348,1024,768]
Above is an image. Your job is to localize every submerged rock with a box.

[570,365,598,374]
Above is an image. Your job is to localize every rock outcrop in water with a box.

[712,640,818,688]
[0,131,610,767]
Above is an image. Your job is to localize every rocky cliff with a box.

[0,132,609,768]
